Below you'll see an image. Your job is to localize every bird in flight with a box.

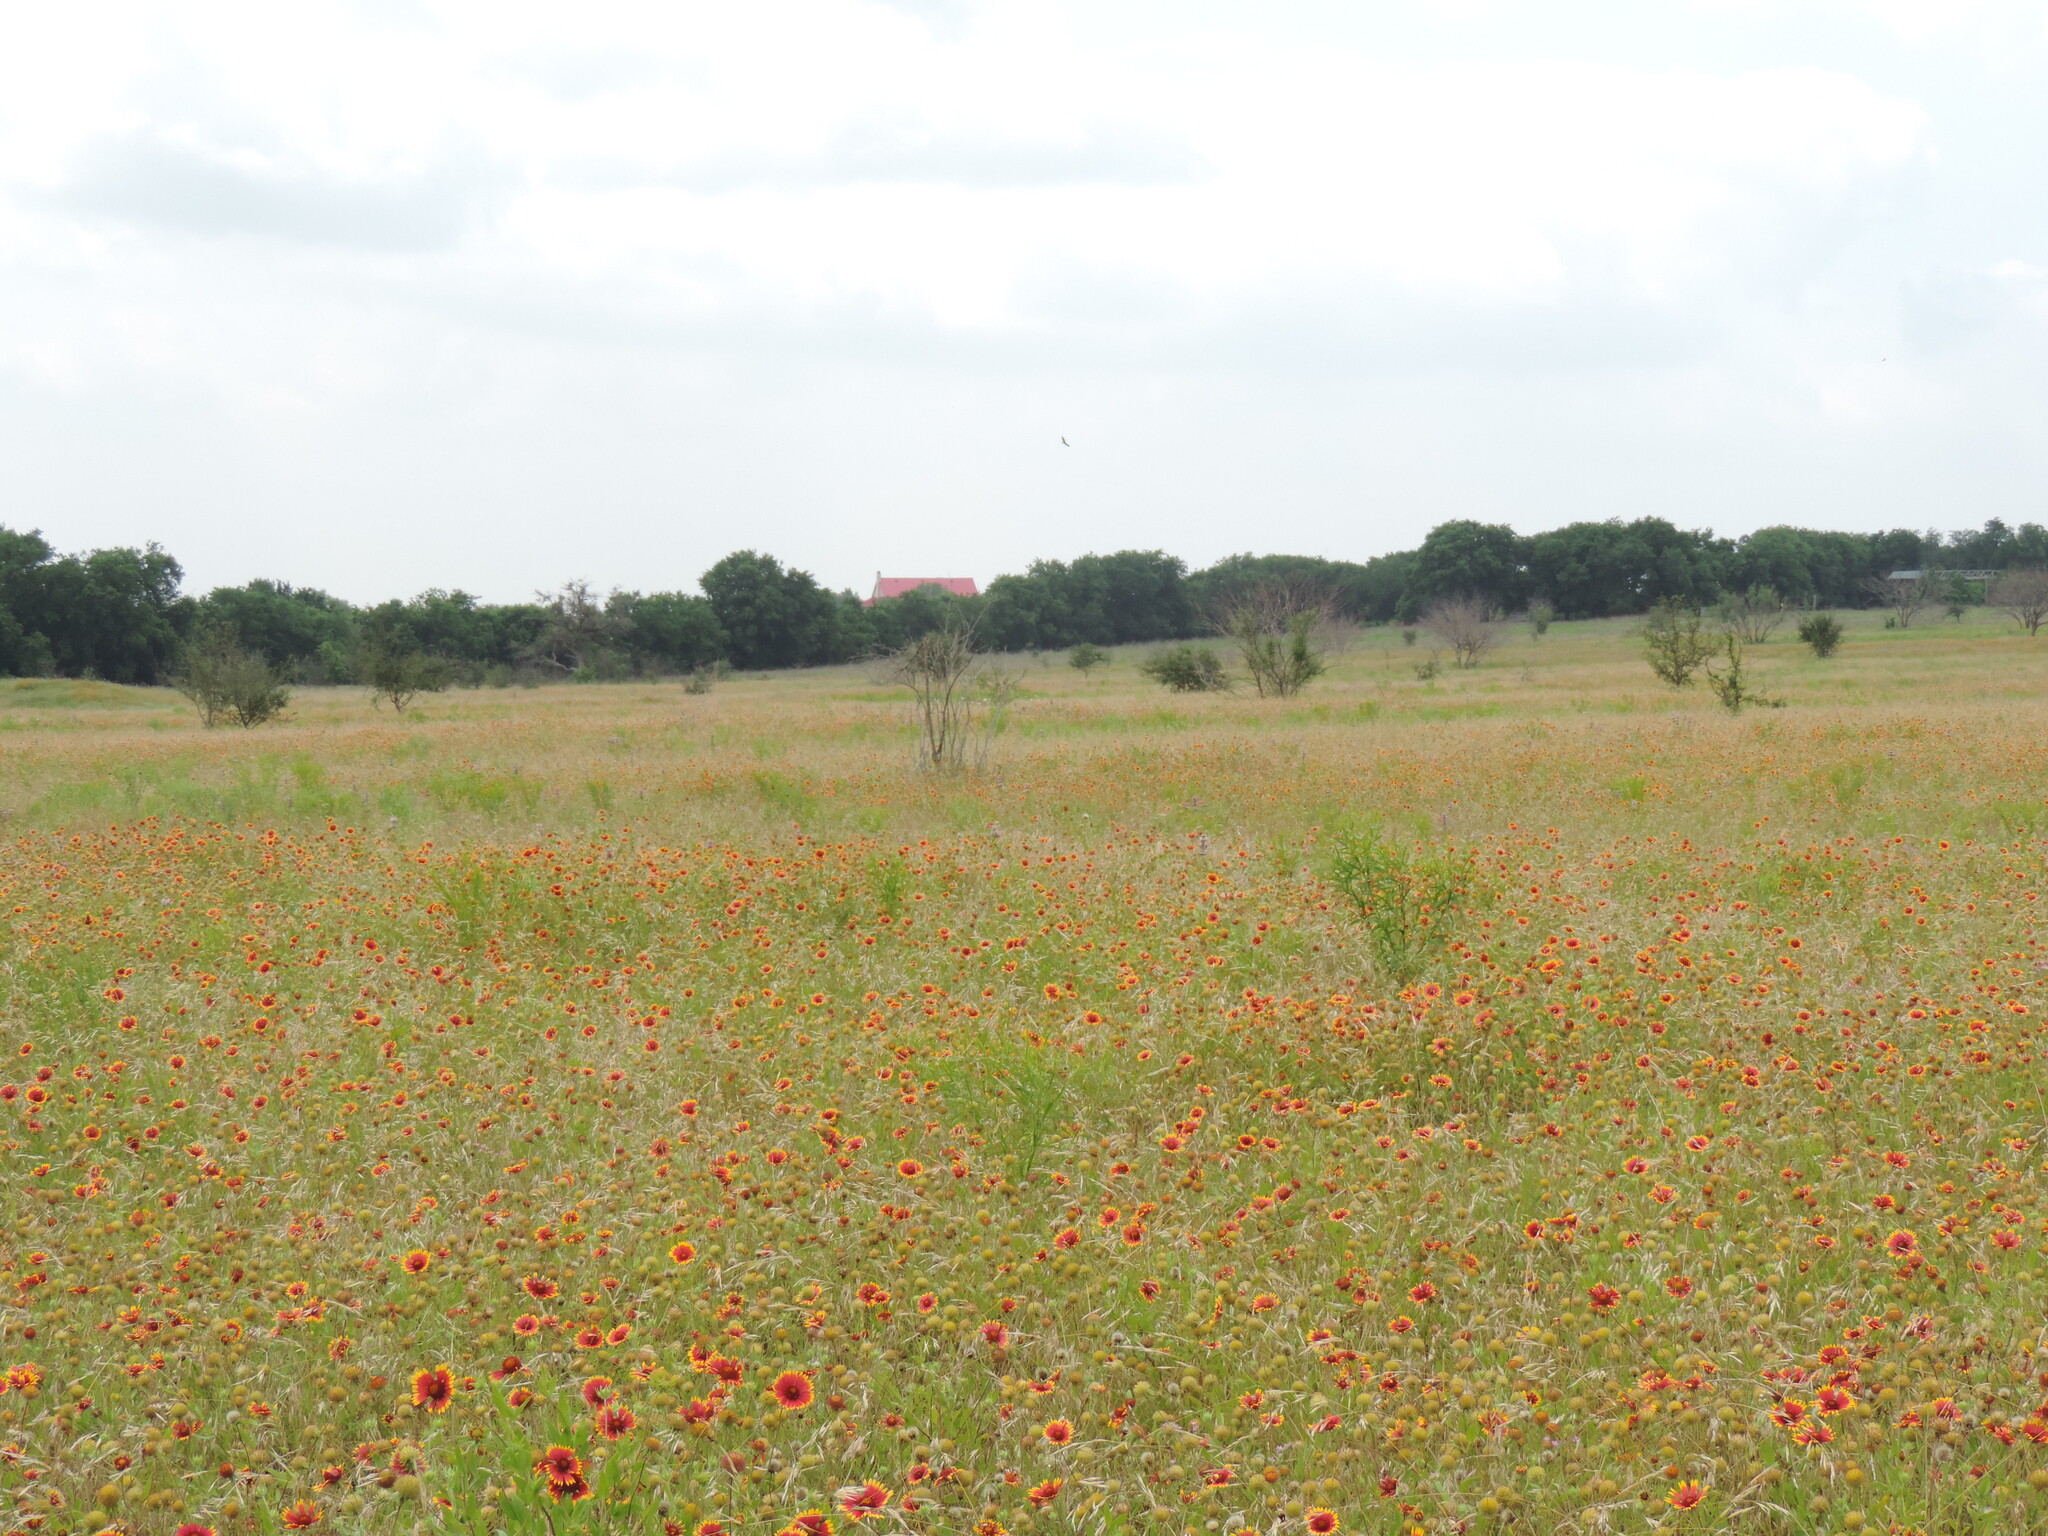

[1061,436,1070,447]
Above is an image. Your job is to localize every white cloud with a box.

[0,0,2040,599]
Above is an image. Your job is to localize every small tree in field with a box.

[1643,598,1715,688]
[1216,583,1330,698]
[1068,643,1110,674]
[1422,595,1498,669]
[1525,600,1554,639]
[1797,612,1844,658]
[362,642,451,711]
[174,631,290,728]
[1991,568,2048,637]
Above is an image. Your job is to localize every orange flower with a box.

[771,1370,816,1410]
[523,1275,558,1300]
[837,1482,892,1519]
[1041,1418,1073,1445]
[670,1240,697,1265]
[410,1366,454,1412]
[1306,1510,1340,1535]
[593,1404,636,1440]
[896,1159,923,1178]
[280,1501,323,1529]
[1666,1481,1705,1511]
[534,1445,585,1489]
[400,1250,431,1275]
[779,1515,834,1536]
[1026,1478,1063,1507]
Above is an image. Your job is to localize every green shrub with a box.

[173,631,290,728]
[1138,645,1229,692]
[1068,643,1111,673]
[1797,612,1844,658]
[1642,598,1714,688]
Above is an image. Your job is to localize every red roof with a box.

[867,575,979,605]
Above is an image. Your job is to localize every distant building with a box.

[865,574,980,607]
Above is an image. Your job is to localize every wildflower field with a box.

[2,610,2045,1536]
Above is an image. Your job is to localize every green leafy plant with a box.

[1067,642,1111,673]
[1642,598,1715,689]
[1797,612,1844,658]
[1326,824,1464,982]
[1704,634,1783,713]
[1138,644,1229,692]
[362,641,451,711]
[173,629,291,728]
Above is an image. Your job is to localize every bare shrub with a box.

[527,580,631,676]
[1862,570,1938,629]
[1716,585,1786,643]
[1421,595,1498,669]
[889,622,1016,772]
[1990,568,2048,637]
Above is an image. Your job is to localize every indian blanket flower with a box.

[410,1366,454,1412]
[837,1482,891,1519]
[771,1370,816,1410]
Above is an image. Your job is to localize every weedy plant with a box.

[1704,634,1784,713]
[1325,822,1465,982]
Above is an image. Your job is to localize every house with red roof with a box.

[865,573,980,607]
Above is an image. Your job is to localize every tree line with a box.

[3,515,2044,687]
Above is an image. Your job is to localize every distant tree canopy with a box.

[1,515,2042,683]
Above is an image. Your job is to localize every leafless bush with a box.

[1861,570,1938,629]
[1990,568,2048,637]
[1421,595,1498,669]
[1215,583,1331,697]
[1716,585,1786,643]
[888,622,1016,772]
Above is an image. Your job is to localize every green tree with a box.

[1642,598,1715,688]
[615,592,727,673]
[197,580,358,680]
[701,552,835,669]
[1524,518,1729,619]
[1400,521,1528,619]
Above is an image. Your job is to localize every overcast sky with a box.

[3,0,2046,603]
